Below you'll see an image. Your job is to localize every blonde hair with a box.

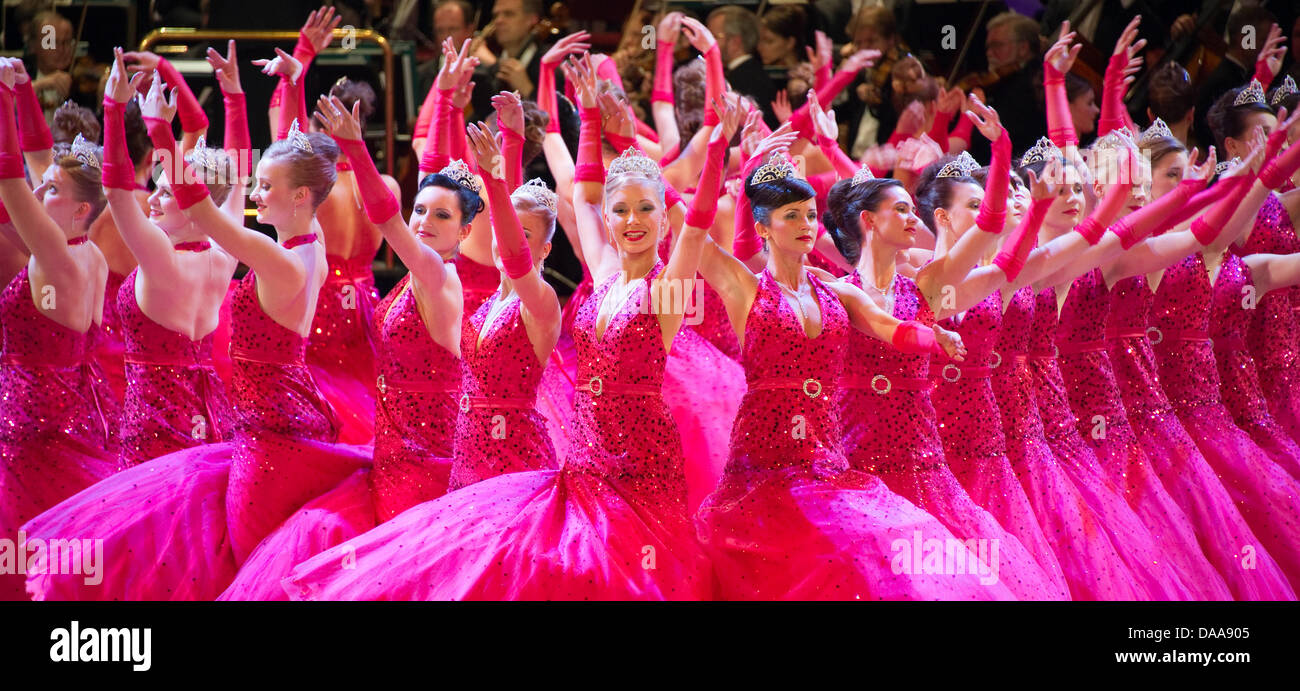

[52,144,107,226]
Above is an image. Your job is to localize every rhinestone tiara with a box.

[751,154,797,185]
[936,151,980,179]
[512,178,557,214]
[187,135,220,173]
[285,119,313,154]
[1215,156,1241,176]
[606,147,662,179]
[439,159,481,194]
[1020,136,1062,167]
[1138,118,1175,147]
[1272,75,1299,107]
[71,134,101,171]
[1234,79,1267,107]
[1092,129,1136,154]
[851,166,875,187]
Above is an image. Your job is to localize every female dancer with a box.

[101,48,239,465]
[23,71,369,600]
[289,91,723,601]
[0,59,119,599]
[690,138,1028,600]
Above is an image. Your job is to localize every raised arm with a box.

[206,40,250,220]
[1043,23,1083,148]
[0,62,77,276]
[103,49,176,277]
[566,55,621,280]
[467,120,561,327]
[10,60,52,181]
[141,78,303,286]
[650,15,682,158]
[825,279,967,361]
[1097,16,1144,137]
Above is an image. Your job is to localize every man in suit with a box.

[707,5,778,128]
[470,0,546,121]
[1193,5,1277,151]
[418,0,479,99]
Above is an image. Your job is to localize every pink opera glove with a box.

[703,45,724,127]
[652,41,675,104]
[418,88,454,175]
[1097,52,1131,136]
[892,320,945,355]
[0,86,26,179]
[101,98,136,190]
[14,81,51,152]
[1044,59,1078,146]
[156,58,210,133]
[538,56,561,134]
[975,128,1011,233]
[1191,174,1256,245]
[144,116,209,209]
[333,136,398,224]
[574,106,605,183]
[480,165,534,279]
[993,197,1051,281]
[686,133,728,229]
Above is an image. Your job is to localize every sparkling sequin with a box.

[306,254,379,444]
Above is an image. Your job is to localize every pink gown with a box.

[1152,252,1300,594]
[1105,273,1289,599]
[116,267,234,466]
[930,290,1071,597]
[1232,193,1300,445]
[219,274,466,600]
[696,268,1016,600]
[22,264,369,600]
[92,270,128,402]
[306,253,379,444]
[1209,258,1300,481]
[836,274,1065,600]
[1038,272,1234,600]
[0,268,120,600]
[286,265,710,599]
[994,284,1189,599]
[455,252,500,316]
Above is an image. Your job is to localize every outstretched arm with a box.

[10,61,52,181]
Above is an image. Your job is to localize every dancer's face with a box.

[604,181,666,256]
[862,185,922,250]
[758,197,819,256]
[1225,112,1276,160]
[1043,177,1086,232]
[35,165,92,233]
[934,181,982,239]
[249,157,308,227]
[148,172,189,236]
[491,202,552,273]
[1150,151,1188,200]
[409,185,470,256]
[1008,176,1030,227]
[1093,177,1150,214]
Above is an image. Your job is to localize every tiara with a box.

[1215,156,1241,176]
[606,147,662,179]
[751,154,797,185]
[851,166,875,187]
[1020,136,1062,166]
[1138,118,1175,147]
[71,134,101,171]
[936,151,980,179]
[1234,79,1267,107]
[187,135,220,173]
[285,119,313,154]
[1272,75,1299,107]
[1092,129,1136,154]
[512,178,557,214]
[440,159,481,194]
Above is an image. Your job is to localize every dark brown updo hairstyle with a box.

[51,101,100,145]
[674,59,706,145]
[823,177,906,265]
[261,131,340,211]
[1206,84,1275,151]
[123,99,152,168]
[1148,62,1195,124]
[322,77,376,127]
[914,155,980,235]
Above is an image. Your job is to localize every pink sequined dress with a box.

[695,268,1015,600]
[218,274,465,600]
[1108,272,1294,599]
[1232,193,1300,445]
[1050,269,1234,599]
[0,268,120,599]
[837,274,1066,600]
[92,270,128,401]
[116,267,234,466]
[930,290,1070,597]
[22,260,370,601]
[286,263,712,599]
[1209,257,1300,481]
[306,253,379,444]
[455,252,500,316]
[994,284,1190,599]
[1151,252,1300,594]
